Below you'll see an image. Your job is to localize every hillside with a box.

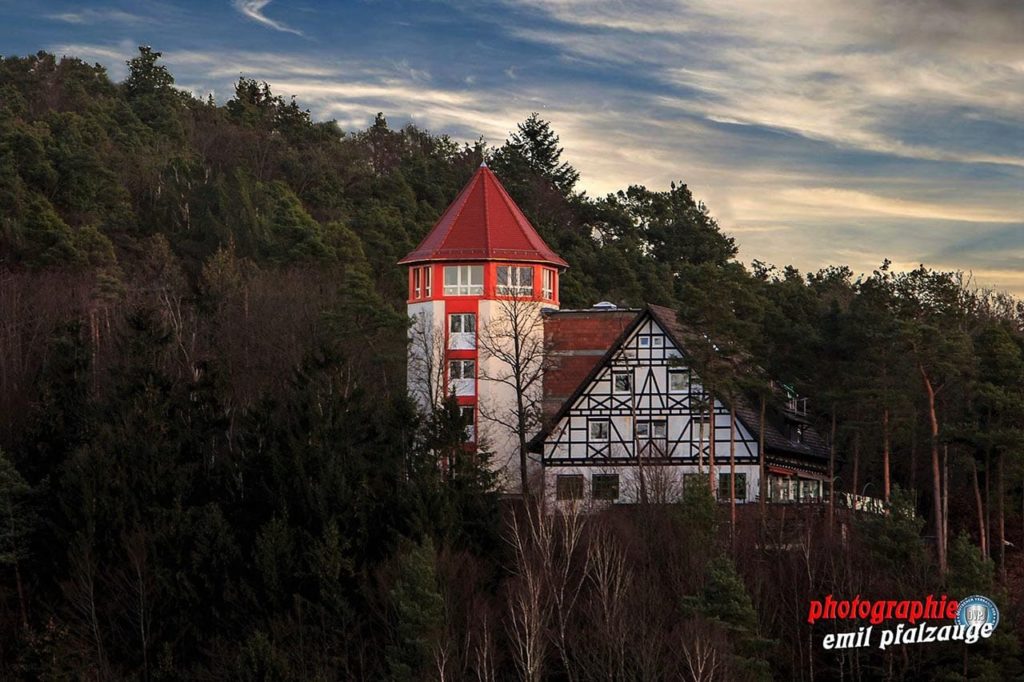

[0,48,1022,679]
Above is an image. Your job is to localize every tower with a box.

[399,163,568,491]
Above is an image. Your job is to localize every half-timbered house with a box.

[400,163,833,504]
[529,303,832,504]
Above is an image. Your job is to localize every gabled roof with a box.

[529,304,831,464]
[398,163,568,268]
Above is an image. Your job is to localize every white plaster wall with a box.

[542,463,762,507]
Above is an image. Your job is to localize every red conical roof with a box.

[398,164,568,268]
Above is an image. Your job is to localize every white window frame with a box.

[637,419,667,440]
[612,372,632,394]
[590,419,610,441]
[542,268,555,300]
[669,369,688,393]
[449,313,476,350]
[443,265,483,296]
[449,359,475,380]
[497,265,534,296]
[422,266,432,298]
[449,313,476,334]
[639,336,651,348]
[460,406,475,442]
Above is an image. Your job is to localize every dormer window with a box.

[791,423,805,443]
[497,265,534,296]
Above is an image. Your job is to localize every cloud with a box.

[232,0,303,36]
[47,9,144,25]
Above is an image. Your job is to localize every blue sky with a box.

[4,0,1023,293]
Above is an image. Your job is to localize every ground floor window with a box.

[717,472,747,501]
[683,473,708,496]
[592,474,619,501]
[768,475,823,503]
[556,474,584,500]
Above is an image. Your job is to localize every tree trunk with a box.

[971,458,986,559]
[882,408,891,503]
[998,450,1006,584]
[708,387,716,498]
[518,391,530,498]
[829,410,836,537]
[851,432,860,496]
[985,448,991,560]
[943,444,949,563]
[909,414,917,501]
[920,365,946,576]
[759,394,767,519]
[730,403,737,540]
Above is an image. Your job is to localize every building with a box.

[399,162,567,490]
[400,163,832,504]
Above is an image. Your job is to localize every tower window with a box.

[497,266,534,296]
[413,268,421,299]
[449,313,476,349]
[444,266,483,296]
[449,359,475,380]
[422,267,432,297]
[542,269,555,300]
[460,406,475,442]
[449,313,476,334]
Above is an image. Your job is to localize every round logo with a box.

[956,595,999,630]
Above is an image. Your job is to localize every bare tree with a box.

[505,503,553,682]
[408,311,449,411]
[478,297,552,496]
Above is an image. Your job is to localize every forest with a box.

[0,47,1022,680]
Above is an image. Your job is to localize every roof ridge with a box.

[434,169,480,257]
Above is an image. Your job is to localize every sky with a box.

[3,0,1023,293]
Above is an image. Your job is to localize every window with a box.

[422,267,432,297]
[653,336,663,347]
[449,313,476,350]
[444,265,483,295]
[590,420,610,441]
[669,370,688,393]
[791,424,805,443]
[799,479,821,502]
[613,372,632,393]
[497,265,534,296]
[683,474,707,495]
[556,475,584,500]
[542,269,555,299]
[449,313,476,334]
[460,406,475,442]
[717,473,747,501]
[593,474,619,501]
[413,268,421,299]
[636,420,667,440]
[639,336,651,348]
[449,359,475,380]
